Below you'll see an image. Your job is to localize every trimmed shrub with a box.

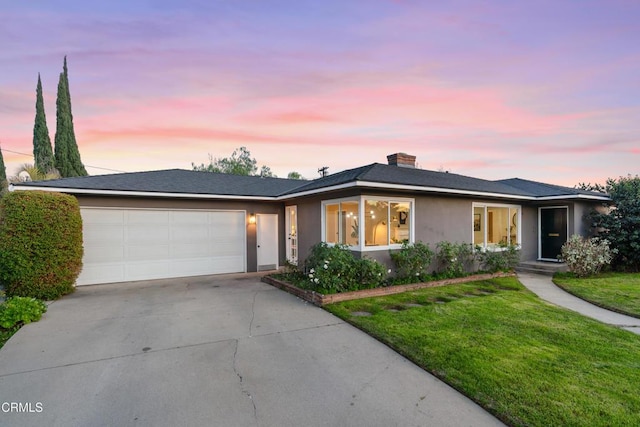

[559,234,615,277]
[355,257,387,290]
[0,296,47,329]
[478,245,520,273]
[389,241,434,282]
[304,242,386,293]
[0,191,83,299]
[435,242,477,278]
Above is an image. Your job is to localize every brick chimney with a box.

[387,153,416,168]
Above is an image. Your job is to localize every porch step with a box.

[515,261,568,277]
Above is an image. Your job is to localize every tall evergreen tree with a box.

[54,71,72,177]
[0,147,6,183]
[54,57,87,177]
[0,146,7,194]
[33,73,55,173]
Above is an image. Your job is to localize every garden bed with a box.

[262,271,516,306]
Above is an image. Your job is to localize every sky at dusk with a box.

[1,0,639,186]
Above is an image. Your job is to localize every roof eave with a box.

[534,194,611,202]
[10,182,611,202]
[278,180,537,201]
[9,184,279,201]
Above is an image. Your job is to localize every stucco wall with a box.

[414,195,471,244]
[290,198,321,265]
[75,195,285,273]
[78,193,601,274]
[573,201,601,237]
[351,198,602,265]
[291,191,545,267]
[519,205,539,261]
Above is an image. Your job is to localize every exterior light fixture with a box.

[249,213,256,224]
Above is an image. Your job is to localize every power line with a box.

[0,147,128,173]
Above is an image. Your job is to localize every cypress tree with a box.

[0,147,6,184]
[54,71,72,177]
[54,57,87,177]
[33,73,55,173]
[0,146,7,196]
[63,56,87,176]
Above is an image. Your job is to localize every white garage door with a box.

[77,208,246,286]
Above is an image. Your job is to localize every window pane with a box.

[325,204,339,244]
[473,206,485,246]
[487,207,509,246]
[509,208,519,245]
[341,201,359,246]
[365,200,389,246]
[391,202,410,244]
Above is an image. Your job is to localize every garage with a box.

[78,208,246,285]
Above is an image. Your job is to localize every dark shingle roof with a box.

[13,165,609,201]
[496,178,607,198]
[284,163,533,197]
[14,169,305,197]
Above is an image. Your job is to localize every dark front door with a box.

[540,207,568,260]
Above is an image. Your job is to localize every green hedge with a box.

[0,191,83,299]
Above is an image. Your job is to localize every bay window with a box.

[322,196,413,250]
[323,200,359,246]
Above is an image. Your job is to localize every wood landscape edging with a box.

[261,272,516,306]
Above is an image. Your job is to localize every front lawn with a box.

[554,272,640,318]
[326,277,640,427]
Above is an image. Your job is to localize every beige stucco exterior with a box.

[288,191,604,268]
[31,187,604,281]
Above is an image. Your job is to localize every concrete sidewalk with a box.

[0,275,503,427]
[517,273,640,334]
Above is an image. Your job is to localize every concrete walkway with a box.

[0,275,503,427]
[517,273,640,334]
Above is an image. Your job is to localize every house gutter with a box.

[278,180,611,202]
[8,184,279,201]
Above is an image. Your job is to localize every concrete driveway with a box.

[0,274,502,427]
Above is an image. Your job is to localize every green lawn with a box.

[553,272,640,318]
[325,277,640,427]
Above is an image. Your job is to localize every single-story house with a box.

[10,153,609,286]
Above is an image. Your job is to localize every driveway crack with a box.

[350,365,390,407]
[233,339,258,424]
[248,291,258,337]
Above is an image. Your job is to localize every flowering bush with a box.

[389,241,434,281]
[435,242,477,278]
[559,235,616,277]
[355,258,388,290]
[304,243,386,293]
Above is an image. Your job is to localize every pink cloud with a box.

[82,126,291,145]
[240,82,586,140]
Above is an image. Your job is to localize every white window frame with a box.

[321,196,415,251]
[472,202,522,251]
[321,197,361,247]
